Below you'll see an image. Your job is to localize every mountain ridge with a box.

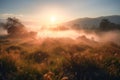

[62,15,120,29]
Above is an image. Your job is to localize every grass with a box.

[0,38,120,80]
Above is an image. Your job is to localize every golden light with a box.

[50,16,57,24]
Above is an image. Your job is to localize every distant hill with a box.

[63,15,120,29]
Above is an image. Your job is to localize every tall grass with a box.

[0,38,120,80]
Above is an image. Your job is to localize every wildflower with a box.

[43,71,54,80]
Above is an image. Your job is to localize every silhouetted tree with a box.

[99,19,110,30]
[0,17,37,38]
[4,17,27,36]
[99,19,120,31]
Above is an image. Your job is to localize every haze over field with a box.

[0,0,120,80]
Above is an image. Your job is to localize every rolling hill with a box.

[63,15,120,29]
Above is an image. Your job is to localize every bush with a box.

[0,55,17,80]
[59,55,109,80]
[15,67,42,80]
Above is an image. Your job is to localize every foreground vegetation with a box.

[0,37,120,80]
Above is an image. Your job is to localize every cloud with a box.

[0,13,24,19]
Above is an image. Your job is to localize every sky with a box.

[0,0,120,25]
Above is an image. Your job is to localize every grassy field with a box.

[0,36,120,80]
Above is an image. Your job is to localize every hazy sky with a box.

[0,0,120,24]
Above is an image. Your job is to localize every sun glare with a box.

[50,16,57,24]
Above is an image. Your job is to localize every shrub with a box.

[15,66,42,80]
[0,55,17,80]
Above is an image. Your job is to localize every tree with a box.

[99,19,120,31]
[0,17,37,38]
[4,17,28,36]
[99,19,110,30]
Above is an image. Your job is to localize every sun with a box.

[50,16,57,24]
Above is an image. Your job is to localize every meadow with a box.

[0,0,120,79]
[0,35,120,80]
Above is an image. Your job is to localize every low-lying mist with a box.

[1,17,120,80]
[0,17,120,45]
[0,27,7,36]
[1,24,120,45]
[31,26,120,45]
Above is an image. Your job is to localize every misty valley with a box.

[0,16,120,80]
